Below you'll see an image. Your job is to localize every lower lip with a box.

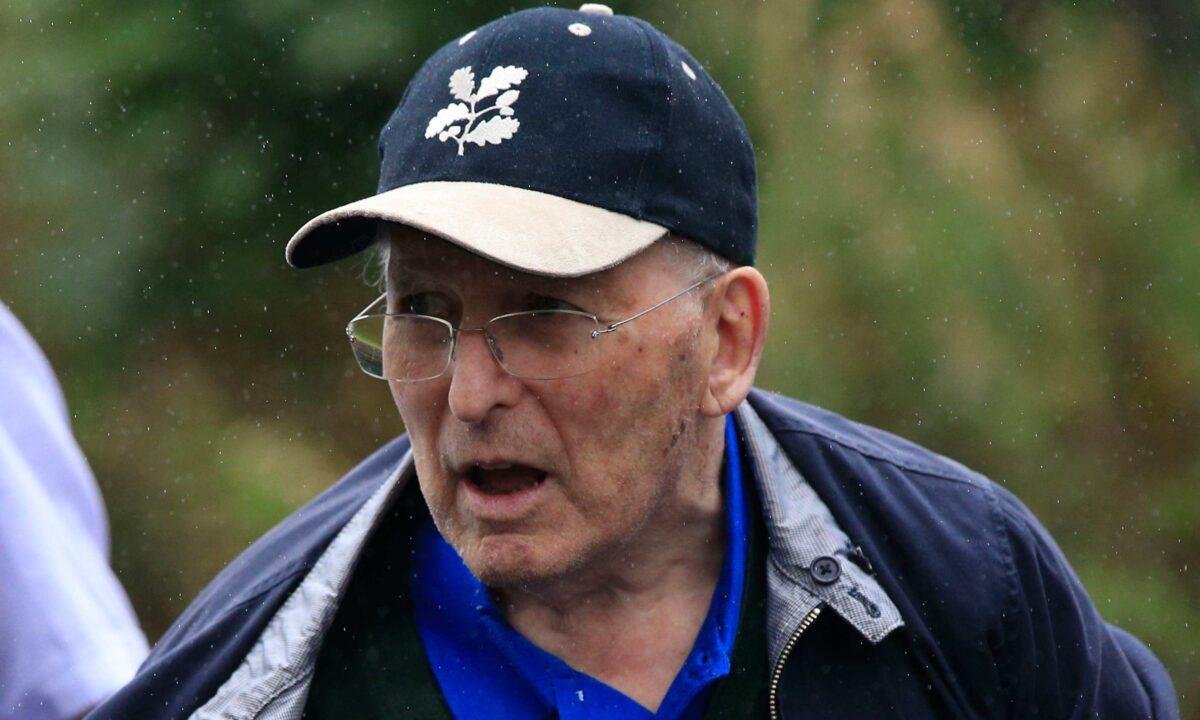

[460,474,549,521]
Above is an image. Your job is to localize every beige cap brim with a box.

[285,181,669,277]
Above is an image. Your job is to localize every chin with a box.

[460,532,582,589]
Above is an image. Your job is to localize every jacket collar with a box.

[733,402,904,664]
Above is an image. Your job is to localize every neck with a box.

[492,414,727,711]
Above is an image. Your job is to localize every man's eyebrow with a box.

[524,275,580,293]
[387,266,443,288]
[390,263,590,295]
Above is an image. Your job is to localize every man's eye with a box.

[398,292,454,318]
[531,296,582,312]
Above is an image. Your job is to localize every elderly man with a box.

[90,5,1178,720]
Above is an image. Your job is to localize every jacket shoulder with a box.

[146,434,412,663]
[747,389,1178,716]
[749,389,1014,686]
[87,435,413,720]
[747,387,988,488]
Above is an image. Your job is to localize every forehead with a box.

[384,226,623,298]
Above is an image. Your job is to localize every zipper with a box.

[768,604,823,720]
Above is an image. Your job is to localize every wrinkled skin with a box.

[382,224,770,709]
[388,232,708,583]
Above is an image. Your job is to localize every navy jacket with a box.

[88,389,1179,719]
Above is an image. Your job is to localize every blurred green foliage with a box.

[1,0,1196,713]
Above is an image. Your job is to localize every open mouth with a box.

[466,464,547,496]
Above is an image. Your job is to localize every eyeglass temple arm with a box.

[591,272,724,337]
[346,293,388,339]
[348,293,388,324]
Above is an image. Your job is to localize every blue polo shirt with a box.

[409,414,748,720]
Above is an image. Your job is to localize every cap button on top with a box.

[578,3,614,15]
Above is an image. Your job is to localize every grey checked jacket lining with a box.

[189,401,904,720]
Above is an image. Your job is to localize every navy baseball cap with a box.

[286,3,756,277]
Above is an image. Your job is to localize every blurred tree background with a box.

[1,0,1197,713]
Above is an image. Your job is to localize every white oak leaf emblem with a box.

[475,65,527,100]
[466,116,520,146]
[425,65,527,155]
[448,67,475,101]
[424,103,469,140]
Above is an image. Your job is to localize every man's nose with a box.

[446,330,522,424]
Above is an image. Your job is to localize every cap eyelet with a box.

[458,30,477,45]
[578,3,614,15]
[568,22,592,37]
[680,61,696,80]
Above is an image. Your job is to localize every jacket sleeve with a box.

[992,484,1179,719]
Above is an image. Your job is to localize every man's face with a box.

[385,229,716,589]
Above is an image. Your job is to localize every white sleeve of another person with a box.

[0,303,150,720]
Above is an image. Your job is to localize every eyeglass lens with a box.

[348,311,601,381]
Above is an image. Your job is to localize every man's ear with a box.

[700,267,770,416]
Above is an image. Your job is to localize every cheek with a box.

[550,377,673,499]
[584,384,613,413]
[579,341,655,411]
[392,381,447,435]
[391,383,452,496]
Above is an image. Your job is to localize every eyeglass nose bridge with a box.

[447,325,505,370]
